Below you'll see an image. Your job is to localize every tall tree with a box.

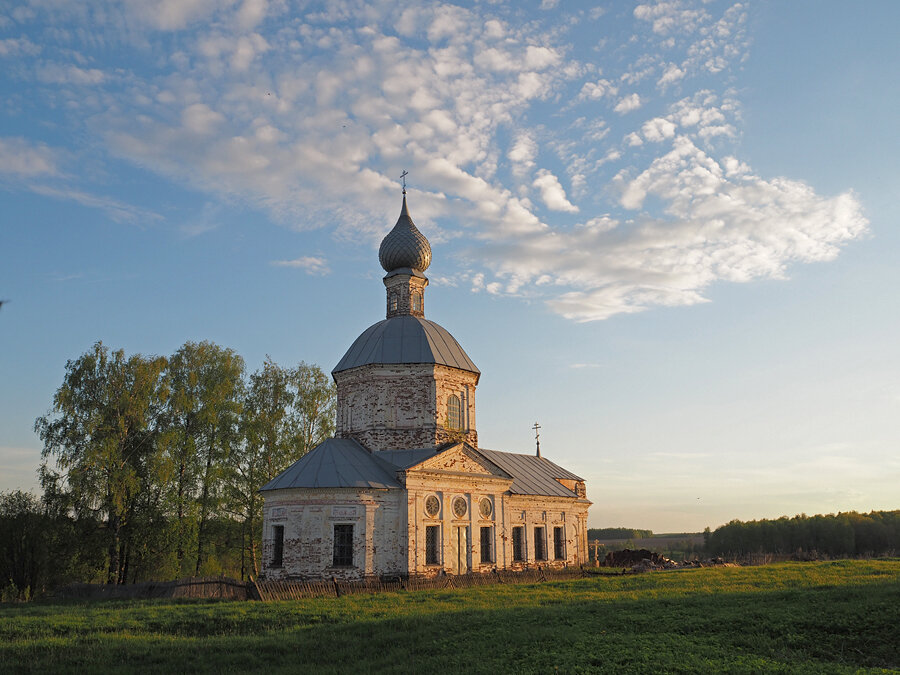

[167,341,244,576]
[34,342,168,584]
[225,359,335,578]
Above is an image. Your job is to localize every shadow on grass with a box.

[2,563,898,674]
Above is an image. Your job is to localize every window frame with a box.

[332,523,354,567]
[534,526,547,561]
[272,524,284,568]
[553,526,566,560]
[512,526,525,562]
[480,525,493,564]
[447,394,462,430]
[425,524,441,565]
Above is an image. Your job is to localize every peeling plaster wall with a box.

[261,487,404,581]
[334,364,478,451]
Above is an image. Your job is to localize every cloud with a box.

[4,0,866,323]
[508,133,537,177]
[532,170,578,213]
[614,93,642,114]
[271,256,331,275]
[0,137,59,177]
[29,185,162,224]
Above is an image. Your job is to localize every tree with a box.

[225,359,336,578]
[34,342,168,584]
[167,341,244,576]
[0,491,46,599]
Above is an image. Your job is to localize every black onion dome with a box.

[378,195,432,273]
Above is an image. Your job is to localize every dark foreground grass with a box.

[1,560,897,674]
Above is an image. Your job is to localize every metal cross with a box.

[400,169,408,194]
[533,421,541,458]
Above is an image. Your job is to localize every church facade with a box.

[259,193,591,580]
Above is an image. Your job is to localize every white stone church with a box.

[259,192,591,580]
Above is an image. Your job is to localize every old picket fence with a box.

[55,567,591,602]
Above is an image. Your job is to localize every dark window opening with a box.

[534,526,546,561]
[554,526,565,560]
[480,526,493,563]
[333,524,354,567]
[512,526,525,562]
[272,525,284,568]
[425,525,440,565]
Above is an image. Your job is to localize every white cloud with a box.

[5,0,866,324]
[614,93,642,114]
[508,133,537,177]
[657,63,685,87]
[35,63,105,85]
[0,137,59,177]
[642,117,677,142]
[271,256,331,275]
[533,169,579,213]
[579,78,617,101]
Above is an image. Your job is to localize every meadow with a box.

[0,560,897,674]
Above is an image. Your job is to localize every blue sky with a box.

[1,0,897,532]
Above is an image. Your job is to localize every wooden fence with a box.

[251,566,588,601]
[54,567,592,603]
[54,576,252,601]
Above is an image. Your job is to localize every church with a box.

[259,190,591,580]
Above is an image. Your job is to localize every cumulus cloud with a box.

[533,169,579,213]
[614,93,642,114]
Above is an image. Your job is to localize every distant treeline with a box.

[1,340,335,600]
[704,511,900,558]
[588,528,654,540]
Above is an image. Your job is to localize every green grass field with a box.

[1,560,897,674]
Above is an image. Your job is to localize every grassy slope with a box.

[1,560,897,674]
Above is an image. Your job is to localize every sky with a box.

[1,0,898,533]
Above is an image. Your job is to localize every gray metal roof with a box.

[260,439,584,499]
[475,448,583,498]
[373,448,439,470]
[260,438,402,491]
[332,315,480,376]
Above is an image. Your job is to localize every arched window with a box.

[411,292,422,312]
[389,294,399,312]
[447,394,462,430]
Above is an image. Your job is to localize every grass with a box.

[1,560,898,674]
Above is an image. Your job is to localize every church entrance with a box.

[450,526,469,574]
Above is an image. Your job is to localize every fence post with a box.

[332,577,341,598]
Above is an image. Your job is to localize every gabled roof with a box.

[332,315,479,376]
[475,448,583,498]
[260,438,402,491]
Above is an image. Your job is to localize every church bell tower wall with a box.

[335,363,478,451]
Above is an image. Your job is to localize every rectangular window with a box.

[512,526,525,562]
[554,526,565,560]
[332,524,354,567]
[425,525,440,565]
[534,526,546,561]
[480,526,493,563]
[272,525,284,568]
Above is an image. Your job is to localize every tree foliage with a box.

[27,340,335,591]
[704,511,900,558]
[587,528,654,540]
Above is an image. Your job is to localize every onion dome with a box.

[378,195,432,273]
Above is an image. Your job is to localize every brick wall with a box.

[334,363,478,450]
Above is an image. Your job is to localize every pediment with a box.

[409,444,509,479]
